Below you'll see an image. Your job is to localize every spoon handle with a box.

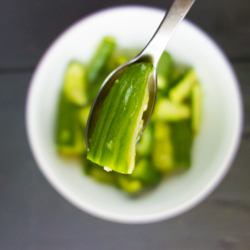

[141,0,196,66]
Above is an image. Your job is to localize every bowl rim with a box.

[25,5,243,224]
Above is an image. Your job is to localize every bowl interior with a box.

[26,6,242,223]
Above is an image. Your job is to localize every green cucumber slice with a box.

[154,98,190,121]
[157,51,173,91]
[136,122,154,156]
[86,37,116,84]
[152,121,174,173]
[131,158,161,186]
[89,165,116,184]
[170,121,193,168]
[191,83,202,134]
[169,68,196,103]
[56,94,86,156]
[82,154,116,185]
[87,62,153,174]
[79,105,91,128]
[116,175,142,193]
[63,61,88,106]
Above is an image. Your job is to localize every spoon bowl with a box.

[85,0,196,149]
[85,53,157,148]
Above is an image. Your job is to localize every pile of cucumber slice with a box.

[55,37,202,194]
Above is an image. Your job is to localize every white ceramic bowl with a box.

[26,6,243,224]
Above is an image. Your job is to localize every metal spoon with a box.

[86,0,196,149]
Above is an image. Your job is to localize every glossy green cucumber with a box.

[157,51,173,91]
[56,94,85,156]
[63,61,88,106]
[136,122,154,156]
[169,68,196,103]
[79,105,91,128]
[191,83,202,134]
[152,121,174,173]
[168,64,190,91]
[170,121,192,168]
[87,62,153,174]
[89,165,116,184]
[116,175,142,193]
[86,55,118,102]
[154,98,190,121]
[86,37,116,84]
[131,158,161,186]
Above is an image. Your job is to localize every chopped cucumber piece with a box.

[157,74,167,90]
[63,61,88,106]
[157,51,173,91]
[191,83,202,134]
[152,122,174,173]
[171,121,192,168]
[79,105,91,128]
[86,37,116,84]
[154,98,190,121]
[87,63,153,174]
[169,64,190,89]
[169,68,197,103]
[131,158,161,186]
[56,95,86,156]
[86,60,116,102]
[158,52,173,76]
[136,122,154,156]
[90,165,116,184]
[81,153,97,175]
[82,154,116,183]
[117,175,142,193]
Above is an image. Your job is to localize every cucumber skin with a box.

[63,61,88,106]
[131,158,161,186]
[86,37,116,84]
[116,175,142,193]
[191,83,202,134]
[152,122,174,173]
[157,51,173,92]
[56,94,85,156]
[154,98,191,121]
[136,122,154,156]
[170,121,193,169]
[169,68,196,103]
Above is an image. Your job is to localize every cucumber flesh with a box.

[131,158,161,186]
[170,121,192,168]
[136,122,154,156]
[191,83,202,134]
[157,51,173,91]
[154,98,190,121]
[63,61,88,106]
[90,165,116,184]
[79,105,91,128]
[117,175,142,193]
[152,122,174,173]
[86,37,116,84]
[87,62,153,174]
[56,94,85,156]
[169,68,197,103]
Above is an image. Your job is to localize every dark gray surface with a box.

[0,0,249,249]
